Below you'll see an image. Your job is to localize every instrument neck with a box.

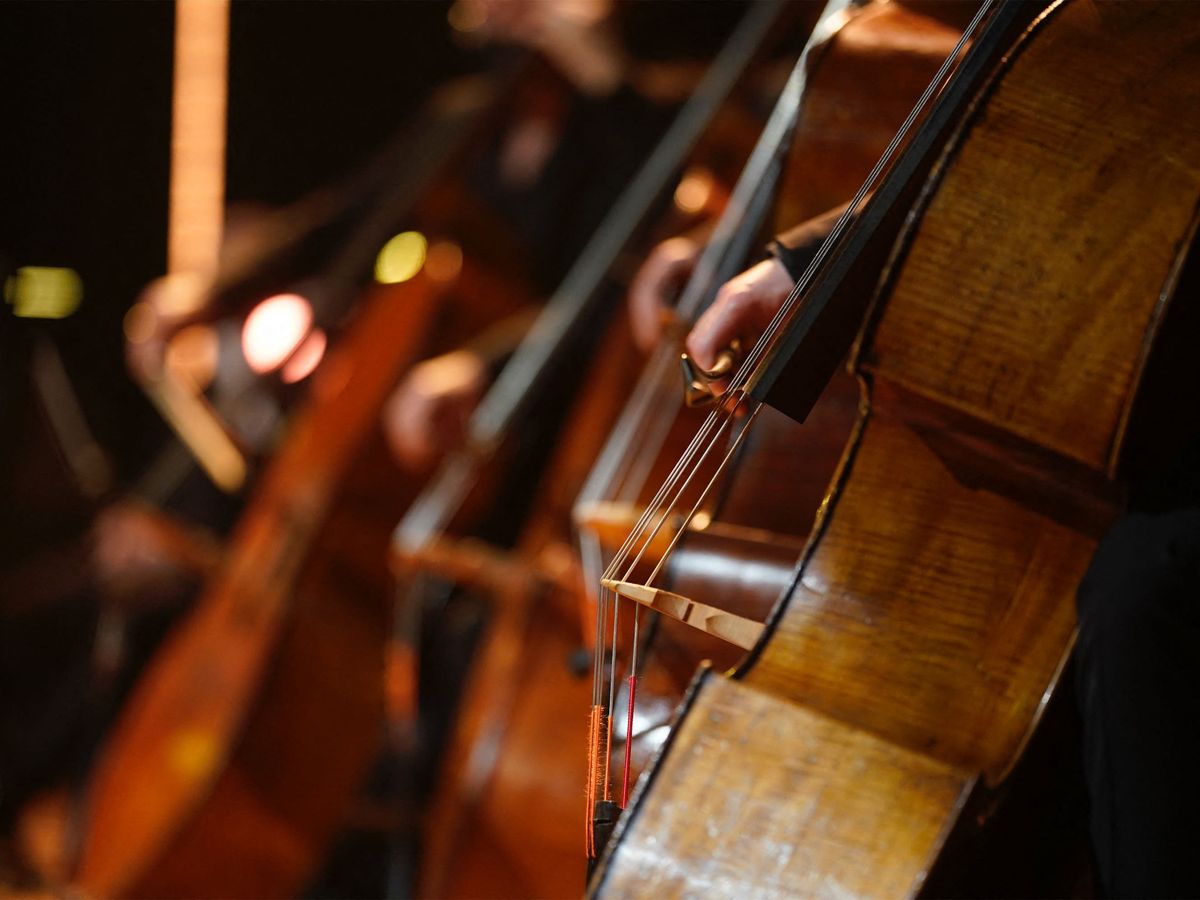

[747,0,1036,423]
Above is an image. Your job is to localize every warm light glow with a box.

[673,167,715,215]
[241,293,313,374]
[165,324,219,391]
[447,0,486,33]
[425,240,464,283]
[280,328,327,384]
[5,267,83,319]
[375,231,428,284]
[411,349,483,395]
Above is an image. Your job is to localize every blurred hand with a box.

[124,273,210,384]
[90,501,218,606]
[384,350,487,471]
[453,0,621,95]
[627,235,702,353]
[685,257,793,393]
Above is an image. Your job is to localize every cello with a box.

[590,0,1200,894]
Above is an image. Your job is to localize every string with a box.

[604,0,997,588]
[606,581,621,786]
[644,403,762,585]
[726,0,998,396]
[610,400,738,581]
[581,0,853,578]
[620,607,640,807]
[585,530,606,707]
[615,398,744,583]
[589,0,1002,839]
[585,0,861,827]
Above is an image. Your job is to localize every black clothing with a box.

[1076,508,1200,898]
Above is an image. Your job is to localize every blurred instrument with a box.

[383,4,797,895]
[59,53,571,900]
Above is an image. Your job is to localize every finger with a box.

[384,387,433,470]
[629,255,674,351]
[629,238,697,352]
[686,259,793,369]
[686,289,742,372]
[629,256,671,351]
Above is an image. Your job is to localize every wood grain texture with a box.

[775,2,961,230]
[597,3,1200,895]
[747,411,1092,782]
[593,673,971,899]
[865,1,1200,473]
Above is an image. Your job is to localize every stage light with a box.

[375,231,428,285]
[5,266,83,319]
[241,292,313,374]
[674,167,715,215]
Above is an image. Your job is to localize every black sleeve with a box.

[767,202,851,281]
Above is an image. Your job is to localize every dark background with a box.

[2,1,478,480]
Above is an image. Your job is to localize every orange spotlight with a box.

[673,166,715,215]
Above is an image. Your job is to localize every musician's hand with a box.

[90,501,217,607]
[384,350,487,471]
[628,235,702,353]
[454,0,622,95]
[685,257,793,393]
[125,274,210,383]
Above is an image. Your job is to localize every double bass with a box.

[574,2,969,846]
[590,0,1200,894]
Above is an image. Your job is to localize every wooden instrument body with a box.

[593,2,1200,895]
[408,93,776,900]
[74,271,445,898]
[405,7,875,890]
[586,0,965,789]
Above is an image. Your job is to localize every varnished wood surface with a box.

[865,0,1200,474]
[596,2,1200,895]
[774,2,960,231]
[593,672,971,899]
[747,408,1093,782]
[418,587,593,900]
